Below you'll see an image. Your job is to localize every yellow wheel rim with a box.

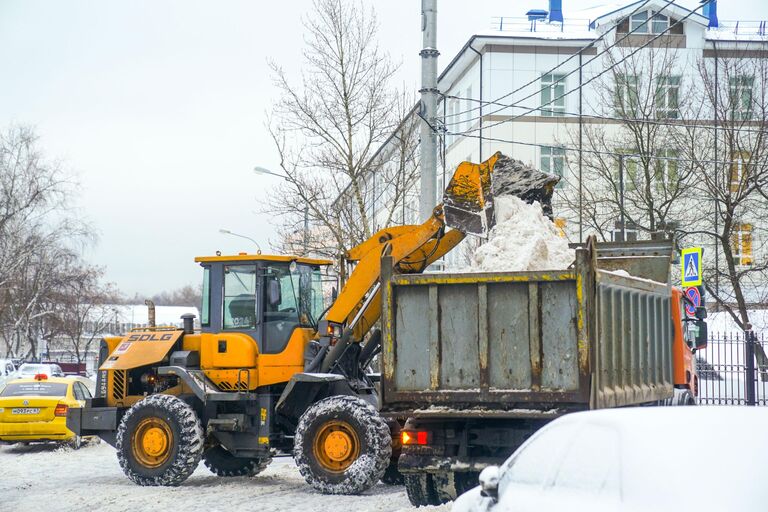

[132,417,173,468]
[313,420,360,472]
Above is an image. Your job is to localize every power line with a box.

[441,0,659,122]
[453,131,751,167]
[452,1,710,137]
[442,101,768,136]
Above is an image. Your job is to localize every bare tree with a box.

[265,0,417,278]
[0,126,97,360]
[559,43,694,241]
[677,52,768,332]
[51,265,119,364]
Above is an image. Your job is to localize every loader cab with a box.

[194,254,333,354]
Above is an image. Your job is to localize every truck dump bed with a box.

[380,241,675,416]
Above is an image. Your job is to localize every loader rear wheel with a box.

[202,445,272,477]
[116,394,203,486]
[294,395,391,494]
[404,473,441,507]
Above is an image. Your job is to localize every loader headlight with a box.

[325,323,342,338]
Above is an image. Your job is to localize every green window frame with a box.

[541,146,566,188]
[615,74,639,117]
[729,75,754,121]
[655,76,680,119]
[541,74,566,117]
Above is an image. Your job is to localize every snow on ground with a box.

[467,196,574,272]
[0,442,451,512]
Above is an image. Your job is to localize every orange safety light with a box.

[401,430,430,446]
[34,373,48,381]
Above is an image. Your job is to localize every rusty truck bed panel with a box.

[380,247,674,414]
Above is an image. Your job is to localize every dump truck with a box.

[67,152,558,493]
[378,237,709,506]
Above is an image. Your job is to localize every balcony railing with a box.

[707,20,768,38]
[490,16,593,34]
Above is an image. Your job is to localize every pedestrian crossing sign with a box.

[681,247,702,287]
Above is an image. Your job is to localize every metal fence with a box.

[696,331,768,406]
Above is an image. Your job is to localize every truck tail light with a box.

[54,404,68,417]
[401,430,430,445]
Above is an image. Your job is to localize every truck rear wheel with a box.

[116,394,204,486]
[202,445,272,477]
[404,473,441,506]
[294,395,391,494]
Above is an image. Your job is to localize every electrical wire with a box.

[442,101,768,136]
[441,0,656,122]
[450,1,711,136]
[451,131,755,167]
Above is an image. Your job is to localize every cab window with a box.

[0,382,69,397]
[201,266,211,326]
[263,265,301,353]
[223,265,258,330]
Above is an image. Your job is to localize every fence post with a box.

[745,329,757,406]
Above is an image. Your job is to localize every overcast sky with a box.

[1,0,765,296]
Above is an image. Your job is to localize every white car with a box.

[453,407,768,512]
[16,363,65,379]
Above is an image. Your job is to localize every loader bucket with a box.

[442,151,560,236]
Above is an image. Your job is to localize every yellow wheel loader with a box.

[67,152,558,493]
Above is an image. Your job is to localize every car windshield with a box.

[19,365,46,376]
[0,382,68,397]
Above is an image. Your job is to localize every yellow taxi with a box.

[0,374,93,448]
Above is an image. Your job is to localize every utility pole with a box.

[419,0,439,221]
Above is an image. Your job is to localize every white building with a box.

[355,0,768,300]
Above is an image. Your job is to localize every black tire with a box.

[381,460,404,485]
[404,473,441,507]
[432,471,456,502]
[116,394,204,486]
[294,395,391,495]
[203,445,272,477]
[677,389,697,406]
[68,435,83,450]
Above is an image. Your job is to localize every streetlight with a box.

[219,228,262,254]
[253,166,309,254]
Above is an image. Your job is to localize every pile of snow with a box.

[467,196,574,272]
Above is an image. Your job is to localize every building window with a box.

[615,74,639,117]
[629,10,669,34]
[541,74,566,116]
[655,76,680,119]
[729,75,754,120]
[541,146,566,187]
[654,148,679,192]
[611,221,638,242]
[615,151,639,192]
[730,151,751,193]
[731,223,753,266]
[630,11,649,33]
[651,12,669,33]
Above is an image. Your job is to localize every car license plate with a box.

[11,408,40,415]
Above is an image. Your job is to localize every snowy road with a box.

[0,442,451,512]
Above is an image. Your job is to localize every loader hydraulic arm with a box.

[323,206,464,342]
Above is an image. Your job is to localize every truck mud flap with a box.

[67,407,120,447]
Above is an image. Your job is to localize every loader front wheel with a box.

[116,394,203,486]
[294,395,391,494]
[203,445,272,477]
